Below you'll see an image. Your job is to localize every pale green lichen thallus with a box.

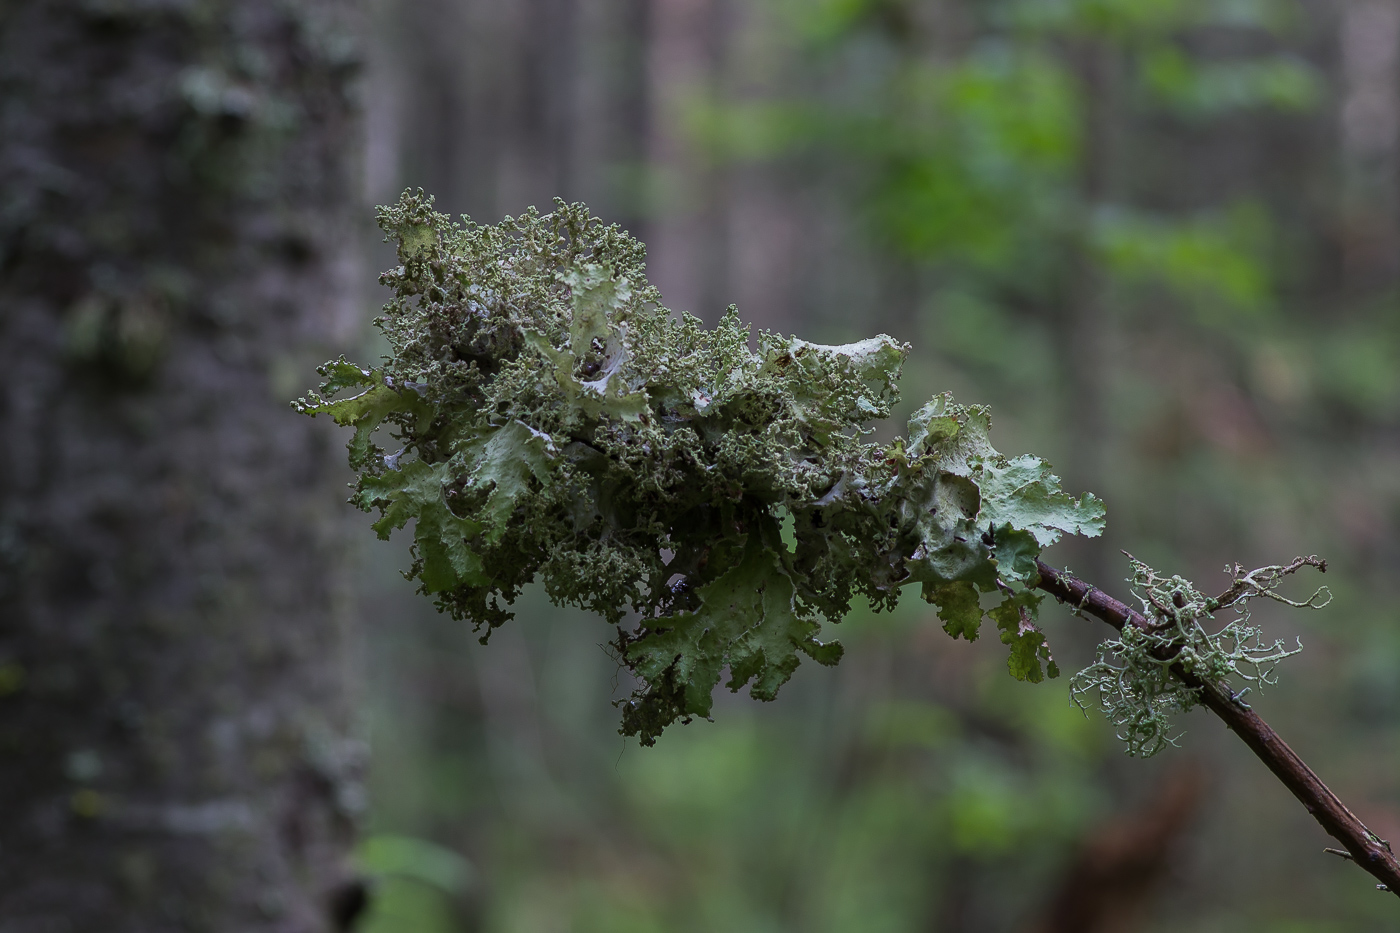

[1071,555,1324,757]
[295,190,1106,745]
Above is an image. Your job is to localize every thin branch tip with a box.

[1034,558,1400,899]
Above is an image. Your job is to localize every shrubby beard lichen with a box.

[1071,556,1325,757]
[297,190,1105,744]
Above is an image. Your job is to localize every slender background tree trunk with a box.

[0,2,363,929]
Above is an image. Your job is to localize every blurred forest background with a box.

[347,0,1400,930]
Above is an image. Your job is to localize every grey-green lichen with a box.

[296,190,1105,744]
[1071,555,1327,757]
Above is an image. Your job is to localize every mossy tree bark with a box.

[0,2,364,929]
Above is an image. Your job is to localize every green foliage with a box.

[355,833,471,933]
[1092,205,1273,318]
[811,45,1080,270]
[1070,555,1325,756]
[715,0,1321,359]
[1140,47,1321,116]
[358,833,475,894]
[297,190,1104,744]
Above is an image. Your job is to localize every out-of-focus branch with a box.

[1034,559,1400,898]
[1030,764,1204,933]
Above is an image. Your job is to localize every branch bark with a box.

[1034,559,1400,897]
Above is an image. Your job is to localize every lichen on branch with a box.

[296,189,1105,744]
[1070,555,1325,757]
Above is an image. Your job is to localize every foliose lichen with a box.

[296,190,1106,744]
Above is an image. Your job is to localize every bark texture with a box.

[0,2,363,929]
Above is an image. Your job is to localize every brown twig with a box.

[1211,555,1330,611]
[1034,558,1400,897]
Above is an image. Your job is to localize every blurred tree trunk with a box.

[0,2,363,930]
[645,0,727,319]
[1056,38,1118,585]
[1339,0,1400,289]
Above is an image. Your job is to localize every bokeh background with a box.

[344,0,1400,929]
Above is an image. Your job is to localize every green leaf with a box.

[354,460,485,593]
[316,356,375,394]
[356,834,475,896]
[990,525,1041,587]
[463,420,556,541]
[357,460,449,538]
[976,455,1106,546]
[295,369,433,470]
[926,581,982,641]
[416,516,487,594]
[989,591,1056,683]
[625,537,842,737]
[902,467,996,593]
